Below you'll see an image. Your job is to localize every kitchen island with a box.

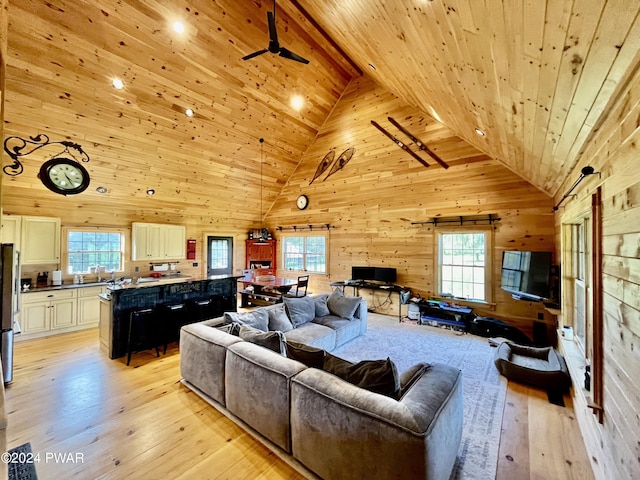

[99,275,239,359]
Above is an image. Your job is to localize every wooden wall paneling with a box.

[268,75,555,324]
[554,47,640,479]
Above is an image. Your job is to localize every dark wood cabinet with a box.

[245,239,277,270]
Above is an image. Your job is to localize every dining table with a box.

[238,276,299,307]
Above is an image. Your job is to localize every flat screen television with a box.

[500,251,552,302]
[351,266,397,284]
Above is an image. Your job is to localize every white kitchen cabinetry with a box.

[1,215,22,246]
[77,285,106,326]
[19,285,105,340]
[131,222,185,261]
[21,216,61,264]
[164,225,186,259]
[21,289,76,334]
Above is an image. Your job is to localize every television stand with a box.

[331,281,410,322]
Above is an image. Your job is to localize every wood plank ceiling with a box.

[2,0,639,223]
[296,0,640,196]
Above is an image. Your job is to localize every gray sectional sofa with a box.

[180,293,463,480]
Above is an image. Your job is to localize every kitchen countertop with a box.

[22,274,194,293]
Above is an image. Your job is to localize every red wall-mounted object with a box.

[187,239,196,260]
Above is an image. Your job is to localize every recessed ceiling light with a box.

[112,78,124,90]
[474,127,486,136]
[173,21,185,34]
[290,95,304,111]
[146,189,155,196]
[185,108,194,117]
[96,186,107,194]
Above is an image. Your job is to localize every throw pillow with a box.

[283,296,316,327]
[285,341,325,369]
[313,295,331,317]
[223,310,269,332]
[216,322,241,336]
[323,353,400,398]
[238,325,286,355]
[327,290,361,319]
[267,304,294,332]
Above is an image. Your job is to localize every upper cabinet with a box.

[20,216,61,264]
[131,223,186,261]
[1,215,22,246]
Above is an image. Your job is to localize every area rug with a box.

[7,442,38,480]
[332,313,507,480]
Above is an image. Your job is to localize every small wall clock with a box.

[38,157,91,196]
[296,194,309,210]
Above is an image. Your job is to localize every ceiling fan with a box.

[242,0,310,64]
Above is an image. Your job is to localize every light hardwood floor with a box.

[5,327,594,480]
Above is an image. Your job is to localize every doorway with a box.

[207,236,233,276]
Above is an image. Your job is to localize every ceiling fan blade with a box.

[279,47,309,64]
[242,49,268,61]
[267,11,278,45]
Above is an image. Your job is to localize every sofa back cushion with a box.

[285,341,325,369]
[224,310,269,332]
[283,296,316,327]
[238,325,286,356]
[266,303,294,332]
[327,290,361,319]
[323,353,400,398]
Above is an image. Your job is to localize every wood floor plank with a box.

[5,327,594,479]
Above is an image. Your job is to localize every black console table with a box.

[331,281,410,322]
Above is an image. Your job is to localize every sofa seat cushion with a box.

[225,342,307,452]
[290,363,463,480]
[179,322,244,407]
[312,315,362,348]
[284,323,336,351]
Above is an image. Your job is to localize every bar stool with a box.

[126,307,161,366]
[160,303,187,350]
[188,298,215,323]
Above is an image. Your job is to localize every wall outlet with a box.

[134,266,139,272]
[537,312,544,320]
[192,262,198,267]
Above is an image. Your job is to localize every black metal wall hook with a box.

[3,134,90,176]
[553,166,601,211]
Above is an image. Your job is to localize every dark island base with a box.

[106,276,238,359]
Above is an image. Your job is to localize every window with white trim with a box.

[436,229,492,302]
[67,229,125,274]
[282,235,327,274]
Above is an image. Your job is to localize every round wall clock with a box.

[38,157,90,196]
[296,194,309,210]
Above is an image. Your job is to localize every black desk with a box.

[331,281,410,322]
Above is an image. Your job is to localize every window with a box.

[282,235,327,274]
[436,229,492,302]
[207,236,233,276]
[67,230,124,274]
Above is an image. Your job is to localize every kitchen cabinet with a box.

[21,289,76,334]
[77,285,106,326]
[21,216,61,264]
[19,285,105,340]
[1,215,22,246]
[132,222,186,261]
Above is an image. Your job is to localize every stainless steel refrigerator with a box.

[0,243,20,384]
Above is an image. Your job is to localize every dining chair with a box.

[286,275,309,298]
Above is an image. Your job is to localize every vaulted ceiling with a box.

[2,0,639,223]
